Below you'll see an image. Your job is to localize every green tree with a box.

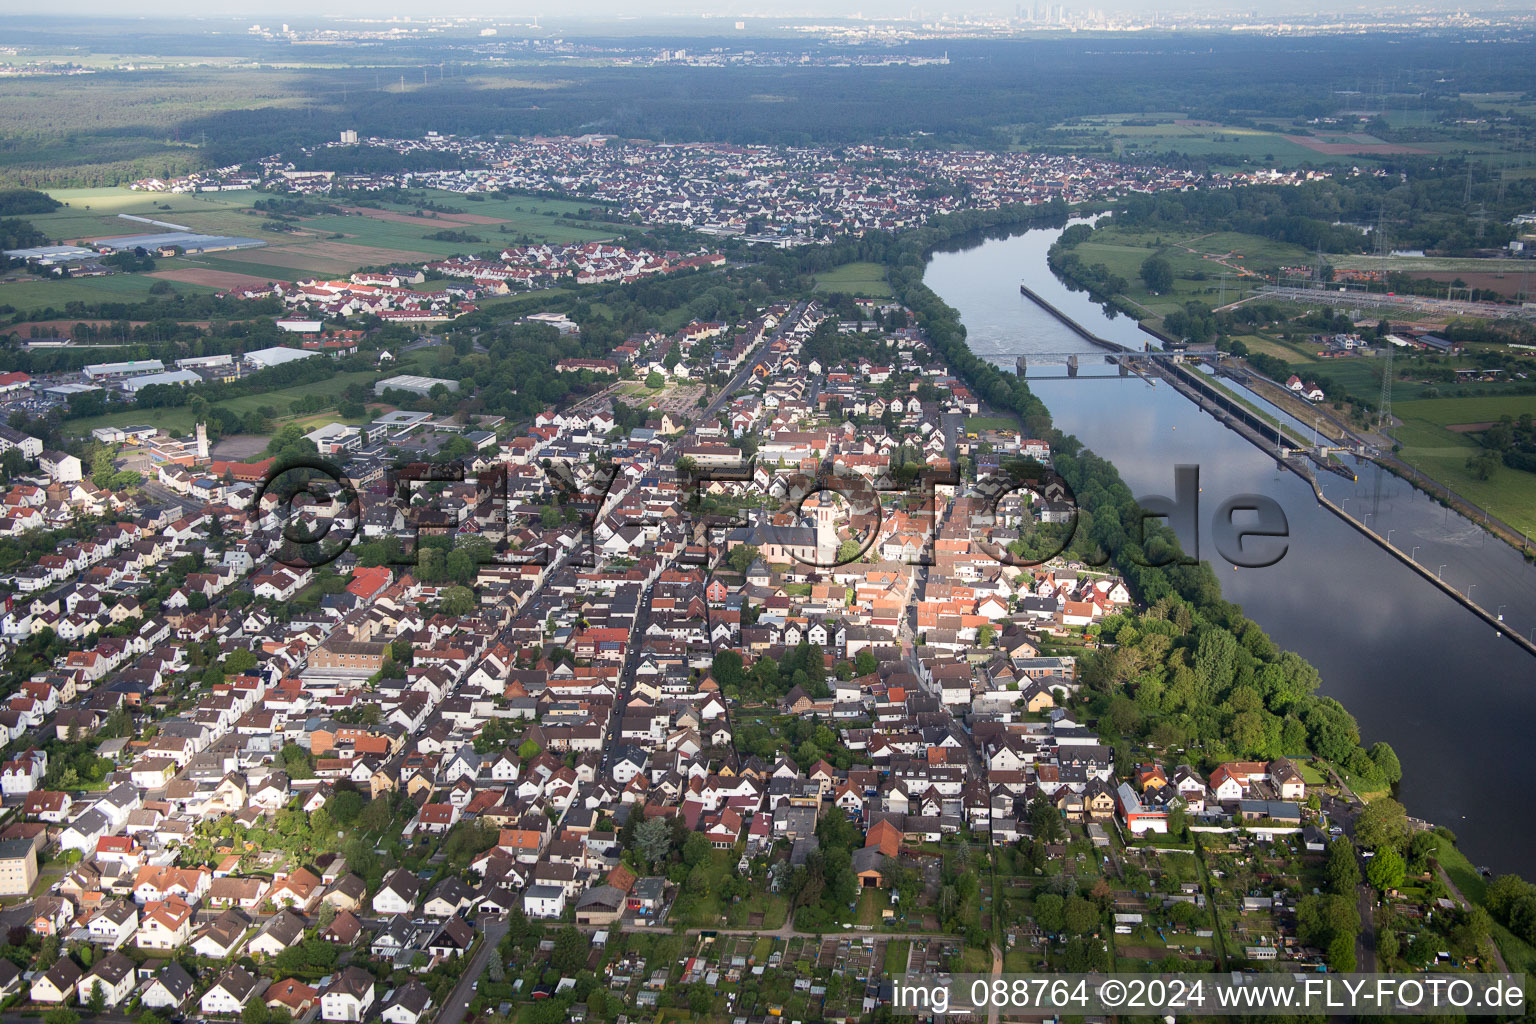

[1326,837,1360,894]
[1355,798,1409,852]
[1367,741,1402,784]
[243,1000,270,1024]
[1034,892,1065,933]
[440,586,476,615]
[682,832,712,868]
[726,544,760,574]
[1139,254,1174,294]
[634,815,673,866]
[1366,848,1406,892]
[551,925,587,974]
[1063,894,1099,935]
[1327,932,1357,972]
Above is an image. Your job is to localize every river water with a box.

[924,223,1536,876]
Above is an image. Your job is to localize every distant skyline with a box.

[4,0,1528,23]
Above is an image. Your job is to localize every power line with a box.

[1378,341,1394,433]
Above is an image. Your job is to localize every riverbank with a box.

[1047,227,1536,566]
[921,220,1536,879]
[1021,261,1531,658]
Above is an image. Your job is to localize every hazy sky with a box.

[9,0,1487,22]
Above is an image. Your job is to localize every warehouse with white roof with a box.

[243,346,319,370]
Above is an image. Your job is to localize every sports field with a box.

[813,261,894,298]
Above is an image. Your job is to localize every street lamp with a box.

[1467,584,1477,601]
[1387,529,1395,546]
[1437,564,1447,581]
[1411,545,1420,562]
[1364,512,1374,527]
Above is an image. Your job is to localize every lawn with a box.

[1235,333,1316,362]
[419,193,616,243]
[62,370,377,438]
[814,261,894,298]
[882,939,909,975]
[964,415,1017,432]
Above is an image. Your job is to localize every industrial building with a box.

[86,231,266,256]
[122,370,203,393]
[244,346,320,370]
[83,360,165,381]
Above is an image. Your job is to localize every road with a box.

[433,916,509,1024]
[142,479,203,513]
[1326,763,1377,973]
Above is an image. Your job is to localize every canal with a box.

[924,223,1536,876]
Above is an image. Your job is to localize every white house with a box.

[523,883,567,919]
[320,968,376,1022]
[80,952,137,1008]
[200,966,264,1016]
[372,869,421,916]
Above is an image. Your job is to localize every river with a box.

[924,223,1536,876]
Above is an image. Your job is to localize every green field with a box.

[1285,355,1536,406]
[814,261,894,298]
[0,272,218,311]
[1041,113,1341,168]
[293,215,496,258]
[1069,225,1307,316]
[964,415,1017,431]
[62,370,378,439]
[1392,395,1536,428]
[1389,406,1536,538]
[33,188,264,242]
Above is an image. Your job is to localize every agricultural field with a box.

[0,187,617,313]
[27,187,268,242]
[1040,113,1357,168]
[1039,107,1527,168]
[1393,395,1536,430]
[0,272,218,311]
[813,261,894,298]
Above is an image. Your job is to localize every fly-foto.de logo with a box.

[249,456,1289,572]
